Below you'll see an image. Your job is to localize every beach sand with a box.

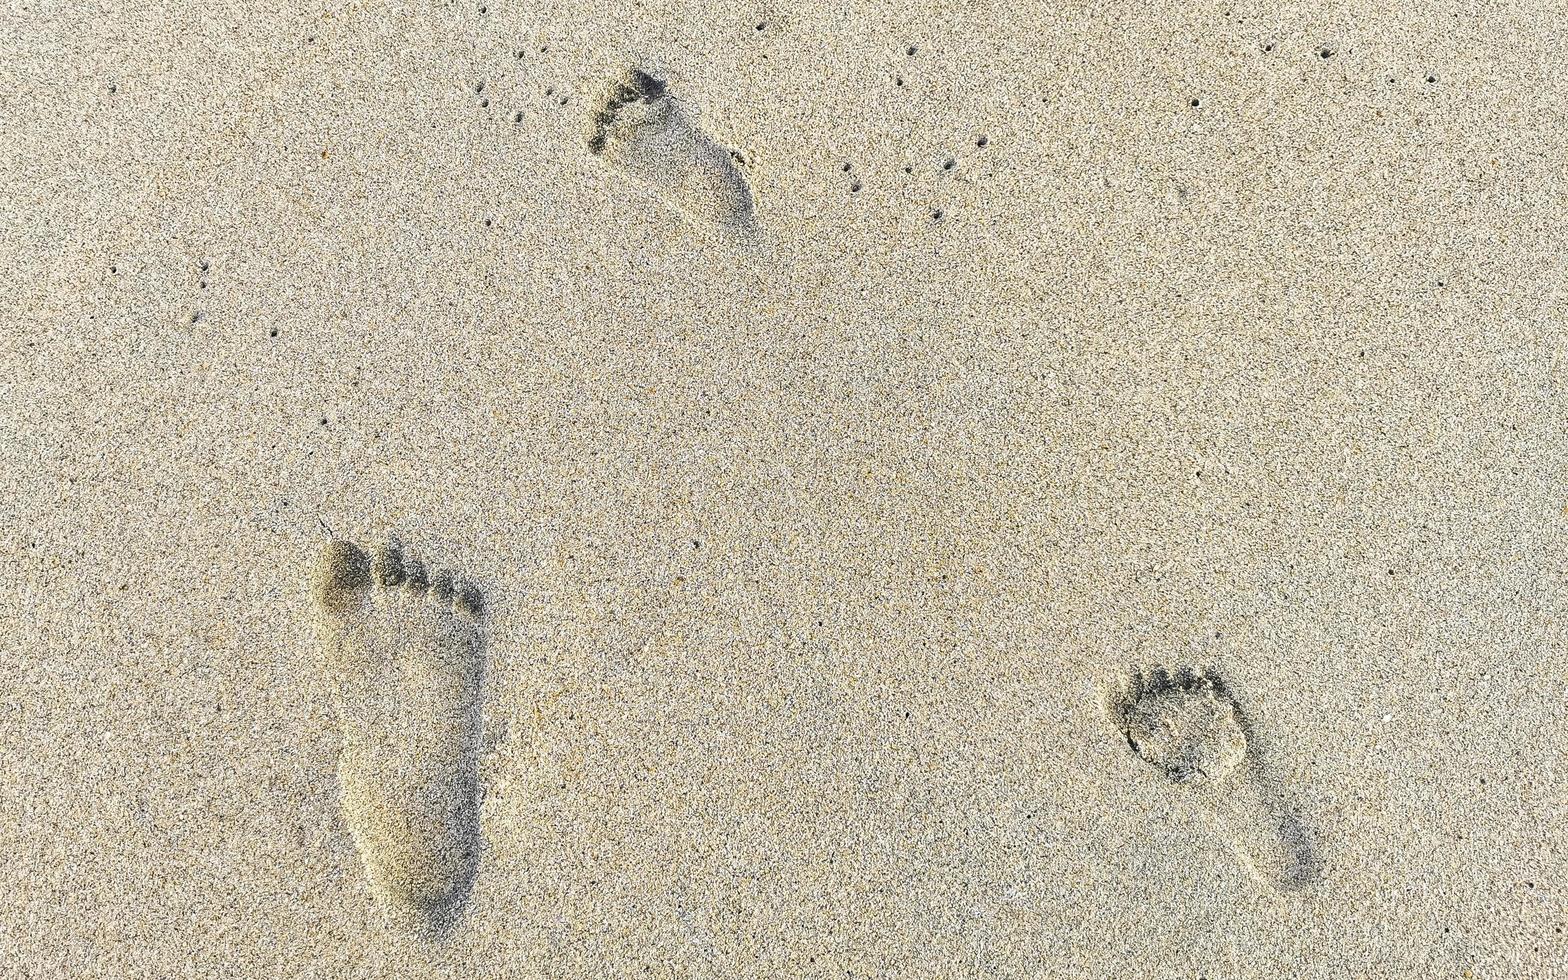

[2,0,1565,976]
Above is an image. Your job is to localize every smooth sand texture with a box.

[2,0,1567,977]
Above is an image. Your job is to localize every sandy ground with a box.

[2,0,1566,976]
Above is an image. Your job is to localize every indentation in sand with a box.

[314,538,488,931]
[587,68,758,237]
[1108,665,1319,891]
[1115,665,1247,784]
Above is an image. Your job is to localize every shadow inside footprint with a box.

[587,68,758,238]
[1274,805,1321,890]
[314,538,489,934]
[1108,665,1319,892]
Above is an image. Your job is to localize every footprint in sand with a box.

[314,538,487,929]
[587,68,758,237]
[1107,665,1318,891]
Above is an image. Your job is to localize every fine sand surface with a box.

[2,1,1566,977]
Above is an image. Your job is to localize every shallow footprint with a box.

[315,538,488,930]
[1107,665,1317,891]
[587,68,758,238]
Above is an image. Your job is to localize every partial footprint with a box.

[315,538,488,930]
[587,68,758,238]
[1107,665,1318,891]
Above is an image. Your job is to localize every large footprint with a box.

[1107,665,1318,891]
[315,538,488,929]
[587,68,758,238]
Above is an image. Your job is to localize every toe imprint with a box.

[404,558,429,594]
[372,540,407,588]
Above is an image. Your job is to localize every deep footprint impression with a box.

[1109,665,1317,891]
[588,68,758,237]
[315,538,488,929]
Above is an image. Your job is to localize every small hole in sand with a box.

[850,181,862,192]
[516,50,524,59]
[110,266,117,274]
[1319,47,1333,58]
[480,98,489,108]
[515,111,523,122]
[1190,98,1201,107]
[1263,42,1274,52]
[976,135,988,147]
[895,76,904,86]
[931,209,944,221]
[475,81,485,93]
[1426,74,1437,83]
[906,45,917,56]
[756,22,766,30]
[483,218,492,228]
[270,328,279,338]
[545,86,554,96]
[903,164,913,174]
[107,83,117,93]
[198,260,209,272]
[841,162,852,172]
[942,158,956,171]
